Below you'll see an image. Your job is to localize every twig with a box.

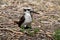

[0,28,23,35]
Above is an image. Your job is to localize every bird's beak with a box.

[31,11,39,14]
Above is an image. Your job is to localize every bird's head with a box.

[23,7,39,14]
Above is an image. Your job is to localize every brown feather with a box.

[14,14,25,27]
[18,15,25,27]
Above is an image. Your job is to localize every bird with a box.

[14,7,39,29]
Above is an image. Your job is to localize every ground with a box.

[0,0,60,40]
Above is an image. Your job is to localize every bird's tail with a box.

[14,21,19,24]
[14,21,22,27]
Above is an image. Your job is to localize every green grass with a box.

[53,29,60,40]
[26,28,40,36]
[20,26,40,36]
[33,28,40,34]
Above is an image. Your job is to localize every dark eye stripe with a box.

[24,9,26,11]
[24,9,31,11]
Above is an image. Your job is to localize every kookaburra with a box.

[14,7,39,29]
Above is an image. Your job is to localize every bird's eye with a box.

[24,9,26,11]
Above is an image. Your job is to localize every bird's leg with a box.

[25,23,32,29]
[20,25,26,29]
[24,25,27,27]
[23,25,28,29]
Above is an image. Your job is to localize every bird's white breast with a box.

[24,13,32,24]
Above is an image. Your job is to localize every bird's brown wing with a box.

[18,15,25,27]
